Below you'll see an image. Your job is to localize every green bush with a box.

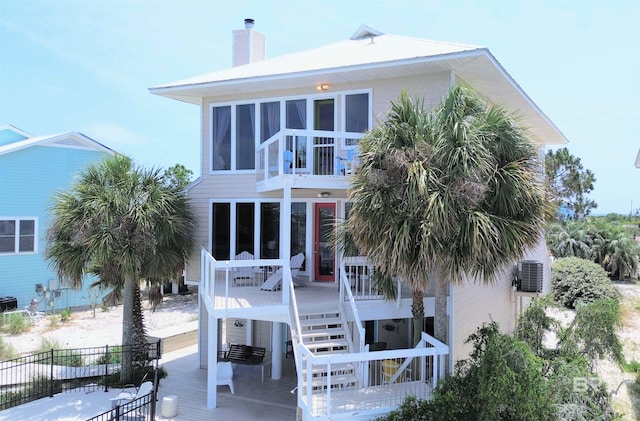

[0,336,17,361]
[551,257,620,308]
[60,307,72,323]
[38,338,83,367]
[1,313,31,335]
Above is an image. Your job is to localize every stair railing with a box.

[338,262,366,354]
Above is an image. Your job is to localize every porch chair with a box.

[381,359,406,384]
[217,361,235,394]
[260,253,305,291]
[232,251,257,286]
[109,381,153,408]
[336,148,359,175]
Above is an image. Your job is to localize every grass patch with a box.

[0,336,17,361]
[60,307,72,323]
[622,360,640,374]
[0,313,32,335]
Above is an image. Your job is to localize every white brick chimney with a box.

[232,18,265,67]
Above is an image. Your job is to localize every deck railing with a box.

[200,248,287,313]
[256,129,363,183]
[338,268,366,354]
[0,341,160,412]
[342,256,403,302]
[297,332,449,419]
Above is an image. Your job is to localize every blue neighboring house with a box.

[0,125,116,313]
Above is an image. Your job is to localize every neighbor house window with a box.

[0,218,36,254]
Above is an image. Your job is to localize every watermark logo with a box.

[573,377,602,393]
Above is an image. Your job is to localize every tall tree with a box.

[346,86,547,346]
[163,163,193,191]
[545,147,597,220]
[46,155,196,382]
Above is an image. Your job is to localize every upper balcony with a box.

[256,129,363,193]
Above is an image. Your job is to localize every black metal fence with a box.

[85,379,156,421]
[0,341,161,412]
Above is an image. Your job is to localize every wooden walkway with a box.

[155,345,297,420]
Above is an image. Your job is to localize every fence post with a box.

[49,349,54,398]
[104,345,109,392]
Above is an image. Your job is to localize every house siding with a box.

[0,144,111,311]
[451,238,552,363]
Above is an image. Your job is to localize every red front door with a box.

[314,203,335,281]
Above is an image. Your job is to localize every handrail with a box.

[339,263,366,353]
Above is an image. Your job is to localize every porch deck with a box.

[211,277,342,315]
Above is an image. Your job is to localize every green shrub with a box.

[60,307,72,323]
[38,338,83,367]
[95,345,123,364]
[1,313,31,335]
[622,360,640,374]
[551,257,620,308]
[0,336,17,361]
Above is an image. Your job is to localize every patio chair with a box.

[217,361,235,394]
[109,381,153,408]
[232,251,257,286]
[261,253,305,291]
[336,148,359,175]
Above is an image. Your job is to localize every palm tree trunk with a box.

[121,275,135,383]
[434,273,448,345]
[411,288,424,347]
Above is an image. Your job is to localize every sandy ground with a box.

[1,290,199,355]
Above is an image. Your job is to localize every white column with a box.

[271,322,283,380]
[207,316,219,408]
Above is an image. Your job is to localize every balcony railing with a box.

[200,249,289,314]
[256,129,363,184]
[296,332,449,419]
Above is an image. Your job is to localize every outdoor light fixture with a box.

[316,84,330,91]
[317,192,330,198]
[234,319,245,327]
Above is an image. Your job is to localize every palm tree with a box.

[347,86,547,347]
[46,155,196,382]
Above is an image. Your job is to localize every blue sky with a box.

[1,0,638,215]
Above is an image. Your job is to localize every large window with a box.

[212,106,231,171]
[211,204,230,260]
[236,104,256,170]
[344,92,370,146]
[236,203,255,255]
[260,203,280,259]
[0,218,36,254]
[260,102,280,143]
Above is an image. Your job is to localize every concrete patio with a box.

[0,344,297,421]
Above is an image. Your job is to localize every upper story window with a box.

[344,92,370,147]
[0,218,36,254]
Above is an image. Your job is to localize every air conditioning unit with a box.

[518,260,543,293]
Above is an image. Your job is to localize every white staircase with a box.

[298,310,359,391]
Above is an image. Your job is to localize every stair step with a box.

[300,317,342,327]
[311,362,354,375]
[301,327,345,339]
[304,339,348,350]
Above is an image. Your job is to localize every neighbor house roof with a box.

[0,130,115,156]
[150,28,568,146]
